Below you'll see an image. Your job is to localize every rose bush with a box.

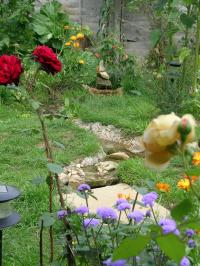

[32,45,62,75]
[0,55,23,85]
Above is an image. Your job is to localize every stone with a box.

[108,152,130,160]
[84,172,118,188]
[96,161,118,173]
[66,183,169,222]
[89,87,123,96]
[96,77,112,90]
[99,71,110,80]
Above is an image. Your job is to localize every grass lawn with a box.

[64,89,158,135]
[0,104,99,265]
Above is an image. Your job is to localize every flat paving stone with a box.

[64,183,169,222]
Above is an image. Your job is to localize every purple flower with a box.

[116,198,128,205]
[180,256,190,266]
[185,229,195,238]
[145,210,151,218]
[117,202,131,211]
[128,210,144,223]
[142,192,158,207]
[78,183,91,192]
[57,210,68,219]
[103,258,126,266]
[159,219,178,235]
[75,206,89,215]
[97,207,117,221]
[83,218,100,229]
[188,239,196,248]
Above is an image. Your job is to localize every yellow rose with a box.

[77,33,85,39]
[143,113,196,170]
[70,35,77,41]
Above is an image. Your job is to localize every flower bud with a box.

[178,118,192,143]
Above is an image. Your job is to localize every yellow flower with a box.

[192,152,200,166]
[70,35,77,41]
[185,175,198,183]
[77,33,85,39]
[64,25,70,30]
[156,182,170,192]
[79,59,85,64]
[143,113,196,170]
[65,41,71,46]
[177,179,190,191]
[73,42,80,48]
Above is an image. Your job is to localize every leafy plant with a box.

[32,0,69,50]
[0,0,35,54]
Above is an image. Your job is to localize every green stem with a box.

[91,229,101,266]
[108,223,115,248]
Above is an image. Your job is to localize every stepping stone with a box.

[64,183,169,222]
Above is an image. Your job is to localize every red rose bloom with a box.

[0,55,23,86]
[32,45,62,75]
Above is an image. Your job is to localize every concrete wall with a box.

[36,0,152,58]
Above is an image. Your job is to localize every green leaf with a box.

[53,141,65,150]
[186,167,200,176]
[112,236,151,260]
[30,100,41,110]
[180,13,195,28]
[39,212,55,227]
[133,186,148,195]
[150,29,162,47]
[47,163,63,174]
[31,176,46,185]
[156,234,185,263]
[171,199,193,221]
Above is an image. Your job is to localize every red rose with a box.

[0,55,23,86]
[32,45,62,75]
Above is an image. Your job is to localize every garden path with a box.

[60,119,169,221]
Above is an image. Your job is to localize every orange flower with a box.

[117,193,131,201]
[177,179,190,191]
[73,42,80,48]
[156,182,170,192]
[77,33,84,39]
[185,175,198,183]
[192,152,200,166]
[70,35,77,41]
[65,41,71,46]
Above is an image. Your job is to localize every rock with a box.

[99,71,110,80]
[66,183,170,222]
[96,161,118,173]
[89,87,123,95]
[108,152,130,160]
[99,60,106,72]
[96,77,112,90]
[85,172,118,188]
[68,174,85,188]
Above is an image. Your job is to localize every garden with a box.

[1,0,200,265]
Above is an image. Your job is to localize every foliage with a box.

[32,0,69,50]
[67,89,158,135]
[0,0,35,54]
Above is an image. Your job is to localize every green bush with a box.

[0,0,35,54]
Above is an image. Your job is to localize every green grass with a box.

[117,157,185,207]
[65,89,159,135]
[0,104,99,265]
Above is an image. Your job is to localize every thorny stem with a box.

[26,68,75,265]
